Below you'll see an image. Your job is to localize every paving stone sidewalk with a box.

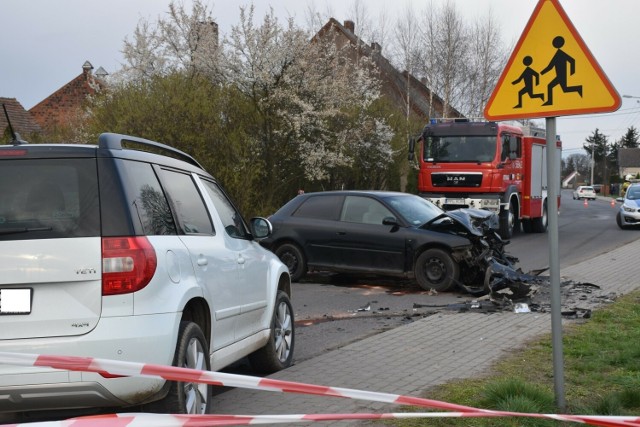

[212,237,640,425]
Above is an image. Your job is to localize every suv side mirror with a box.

[250,217,272,239]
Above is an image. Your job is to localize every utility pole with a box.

[590,139,595,185]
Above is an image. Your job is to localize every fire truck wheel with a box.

[275,243,307,282]
[415,248,459,292]
[532,201,548,233]
[498,200,517,239]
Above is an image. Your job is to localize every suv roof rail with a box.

[98,133,204,169]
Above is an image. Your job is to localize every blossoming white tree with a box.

[100,1,395,212]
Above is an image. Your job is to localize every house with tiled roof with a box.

[0,97,42,141]
[313,18,463,122]
[29,61,107,134]
[618,148,640,178]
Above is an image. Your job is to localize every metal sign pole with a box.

[546,117,565,411]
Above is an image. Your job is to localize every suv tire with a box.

[149,321,212,414]
[249,291,295,374]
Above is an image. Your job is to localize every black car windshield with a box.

[425,135,496,163]
[384,195,443,226]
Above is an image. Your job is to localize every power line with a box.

[561,105,640,120]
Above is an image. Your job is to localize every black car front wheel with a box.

[415,248,459,292]
[275,243,307,282]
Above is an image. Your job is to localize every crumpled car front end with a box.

[424,208,527,296]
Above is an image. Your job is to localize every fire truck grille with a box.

[431,173,483,187]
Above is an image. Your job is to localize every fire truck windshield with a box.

[424,136,496,163]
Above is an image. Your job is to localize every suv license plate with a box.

[0,288,32,315]
[445,198,465,205]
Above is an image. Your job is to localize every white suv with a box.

[0,133,294,417]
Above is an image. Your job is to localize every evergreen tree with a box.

[619,126,639,148]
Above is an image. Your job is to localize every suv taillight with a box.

[0,149,27,157]
[102,237,157,295]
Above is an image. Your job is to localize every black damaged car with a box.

[261,191,517,295]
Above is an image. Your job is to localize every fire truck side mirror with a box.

[505,135,518,161]
[509,136,518,153]
[408,137,415,161]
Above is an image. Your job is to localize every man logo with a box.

[447,176,466,183]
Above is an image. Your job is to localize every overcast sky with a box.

[1,0,639,152]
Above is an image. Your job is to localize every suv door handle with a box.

[197,256,208,266]
[337,231,346,235]
[237,255,246,265]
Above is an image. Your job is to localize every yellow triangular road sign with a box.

[484,0,620,121]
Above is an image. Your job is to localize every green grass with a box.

[389,291,640,426]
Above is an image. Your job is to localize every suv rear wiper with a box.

[0,227,53,235]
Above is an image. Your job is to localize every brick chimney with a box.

[82,61,93,79]
[344,20,355,33]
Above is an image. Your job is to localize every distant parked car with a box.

[573,186,596,200]
[616,183,640,229]
[261,190,513,295]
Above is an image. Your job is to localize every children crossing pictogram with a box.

[512,56,545,108]
[540,35,583,106]
[485,0,620,121]
[512,34,584,109]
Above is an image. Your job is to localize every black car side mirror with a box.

[382,217,399,226]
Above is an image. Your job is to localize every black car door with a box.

[333,196,406,274]
[287,194,344,268]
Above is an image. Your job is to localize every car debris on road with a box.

[413,279,609,319]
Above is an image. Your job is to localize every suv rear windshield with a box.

[0,158,100,240]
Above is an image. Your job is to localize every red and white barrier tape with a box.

[4,411,640,427]
[0,352,638,427]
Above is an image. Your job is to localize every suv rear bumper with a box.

[0,312,181,413]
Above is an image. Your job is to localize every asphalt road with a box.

[508,189,639,272]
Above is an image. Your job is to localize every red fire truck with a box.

[408,120,561,239]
